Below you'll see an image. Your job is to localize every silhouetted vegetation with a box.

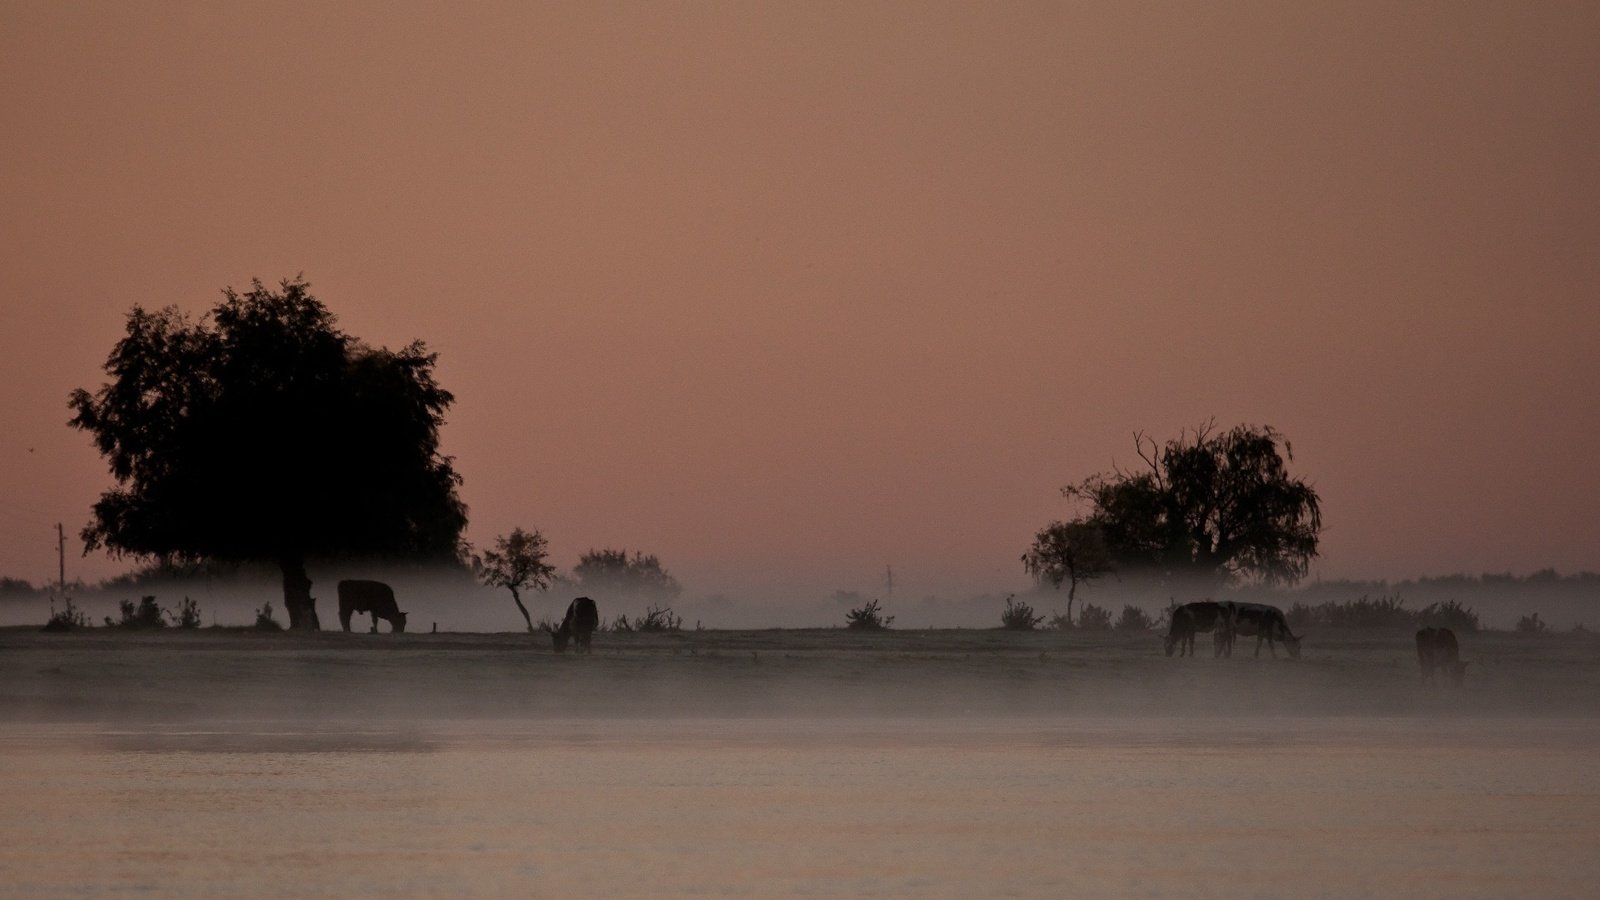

[1052,422,1321,588]
[1076,603,1113,631]
[1285,595,1480,632]
[472,527,555,633]
[42,597,91,632]
[1000,595,1045,630]
[70,277,466,631]
[168,597,202,628]
[254,602,283,631]
[1516,612,1548,634]
[2,576,41,597]
[1115,605,1156,632]
[845,598,893,630]
[1022,520,1112,625]
[108,596,167,629]
[568,549,682,602]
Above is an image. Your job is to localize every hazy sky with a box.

[3,1,1596,601]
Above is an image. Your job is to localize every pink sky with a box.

[3,2,1597,602]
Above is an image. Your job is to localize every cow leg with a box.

[370,613,379,634]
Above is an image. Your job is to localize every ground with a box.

[3,626,1596,722]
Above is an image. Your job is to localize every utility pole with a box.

[57,523,66,594]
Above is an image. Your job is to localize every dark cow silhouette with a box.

[337,580,408,633]
[546,596,599,653]
[1416,627,1467,687]
[1164,601,1232,657]
[1225,602,1301,659]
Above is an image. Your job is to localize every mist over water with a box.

[3,718,1598,898]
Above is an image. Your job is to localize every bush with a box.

[632,605,683,632]
[1000,595,1045,631]
[1114,605,1155,632]
[167,597,201,629]
[1076,603,1112,631]
[1515,612,1548,634]
[845,598,894,630]
[1418,599,1479,633]
[109,596,166,629]
[254,603,284,631]
[605,614,632,632]
[42,597,91,632]
[1045,611,1073,630]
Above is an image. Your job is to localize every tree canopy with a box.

[472,527,555,632]
[569,548,682,602]
[69,277,467,628]
[1051,423,1322,589]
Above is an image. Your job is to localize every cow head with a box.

[392,611,408,633]
[545,622,572,653]
[1283,633,1303,659]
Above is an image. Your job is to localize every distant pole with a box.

[885,564,894,599]
[57,523,65,594]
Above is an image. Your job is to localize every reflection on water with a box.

[1,719,1596,897]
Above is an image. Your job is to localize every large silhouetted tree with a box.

[69,277,467,629]
[1058,423,1322,588]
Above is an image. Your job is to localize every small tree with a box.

[845,598,894,630]
[1000,595,1045,631]
[1022,519,1112,625]
[473,527,556,632]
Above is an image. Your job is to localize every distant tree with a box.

[69,278,466,629]
[570,548,681,601]
[1,577,40,597]
[1062,423,1321,588]
[1022,519,1113,625]
[472,527,555,632]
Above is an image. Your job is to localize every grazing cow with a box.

[1416,627,1467,687]
[1164,601,1232,657]
[1225,602,1302,659]
[336,580,408,633]
[546,596,599,654]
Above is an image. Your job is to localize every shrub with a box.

[1418,599,1479,633]
[110,596,166,629]
[254,603,284,631]
[633,605,683,632]
[845,598,894,630]
[1000,595,1045,631]
[1515,612,1548,634]
[1045,611,1073,630]
[167,597,201,629]
[605,614,633,632]
[1286,602,1315,630]
[42,598,91,632]
[1077,603,1112,631]
[1114,605,1155,632]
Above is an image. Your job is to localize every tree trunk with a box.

[1067,580,1077,626]
[508,586,534,633]
[280,553,320,631]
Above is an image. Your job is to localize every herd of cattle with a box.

[335,582,1467,683]
[1165,599,1468,685]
